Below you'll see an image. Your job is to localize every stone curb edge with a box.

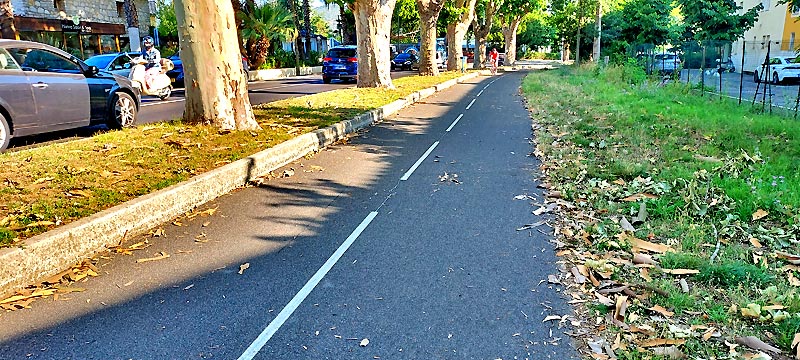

[0,71,481,298]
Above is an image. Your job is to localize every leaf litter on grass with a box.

[522,66,800,358]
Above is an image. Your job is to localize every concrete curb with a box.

[0,71,481,298]
[247,66,322,81]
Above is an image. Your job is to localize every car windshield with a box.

[328,48,356,58]
[84,55,116,69]
[394,53,410,60]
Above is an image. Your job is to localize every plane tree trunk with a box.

[353,0,397,88]
[0,0,16,40]
[174,0,260,130]
[445,0,476,71]
[501,16,522,66]
[472,0,497,69]
[416,0,445,76]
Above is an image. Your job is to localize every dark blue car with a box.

[166,52,183,86]
[322,46,357,84]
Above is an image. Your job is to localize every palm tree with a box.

[239,2,296,69]
[0,0,17,39]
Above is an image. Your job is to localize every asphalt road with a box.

[7,71,413,151]
[0,71,578,359]
[680,68,800,110]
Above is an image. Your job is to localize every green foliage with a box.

[660,252,706,270]
[695,261,773,288]
[156,0,178,39]
[0,228,16,247]
[676,0,763,41]
[517,12,557,51]
[392,0,419,41]
[239,2,296,68]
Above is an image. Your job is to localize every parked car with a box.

[652,53,682,75]
[753,56,800,84]
[0,40,140,151]
[391,52,419,71]
[322,46,358,84]
[84,51,140,77]
[166,52,184,86]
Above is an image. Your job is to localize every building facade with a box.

[10,0,152,59]
[732,0,800,73]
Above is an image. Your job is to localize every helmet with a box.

[142,36,154,48]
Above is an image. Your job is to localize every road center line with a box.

[477,90,484,97]
[237,211,379,360]
[401,141,439,181]
[465,98,477,110]
[446,114,463,132]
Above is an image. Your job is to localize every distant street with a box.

[680,68,800,110]
[7,71,415,151]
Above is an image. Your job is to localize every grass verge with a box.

[523,64,800,358]
[0,72,467,246]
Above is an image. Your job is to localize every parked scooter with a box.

[127,55,174,100]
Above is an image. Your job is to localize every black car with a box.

[0,40,140,150]
[391,52,419,71]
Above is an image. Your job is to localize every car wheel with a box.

[107,92,137,130]
[0,113,10,151]
[773,72,781,85]
[158,86,172,100]
[323,76,331,84]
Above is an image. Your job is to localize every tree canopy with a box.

[676,0,763,42]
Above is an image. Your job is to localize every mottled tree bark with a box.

[174,0,259,130]
[445,0,476,71]
[416,0,445,76]
[472,0,497,69]
[0,0,16,40]
[592,2,602,62]
[353,0,397,88]
[501,16,522,66]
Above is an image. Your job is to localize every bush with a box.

[260,49,323,69]
[519,50,560,60]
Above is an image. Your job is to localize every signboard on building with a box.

[60,20,92,34]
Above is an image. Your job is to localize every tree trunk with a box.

[416,0,445,76]
[353,0,397,88]
[303,0,312,59]
[501,17,521,66]
[289,0,303,74]
[124,0,141,52]
[339,6,350,44]
[0,0,16,39]
[174,0,259,131]
[445,0,476,71]
[592,1,601,62]
[472,0,496,69]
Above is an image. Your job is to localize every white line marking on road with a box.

[237,211,379,360]
[477,90,484,97]
[446,114,463,132]
[401,141,439,181]
[483,84,490,90]
[141,99,184,107]
[466,98,477,110]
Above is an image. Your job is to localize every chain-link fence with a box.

[627,39,800,117]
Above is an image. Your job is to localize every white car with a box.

[753,56,800,84]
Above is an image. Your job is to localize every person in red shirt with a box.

[489,48,499,75]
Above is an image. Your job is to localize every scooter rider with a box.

[140,36,160,89]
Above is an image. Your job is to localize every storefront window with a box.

[64,33,82,58]
[100,35,119,54]
[81,34,100,58]
[18,31,65,49]
[119,36,130,52]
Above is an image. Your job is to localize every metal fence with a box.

[627,40,800,117]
